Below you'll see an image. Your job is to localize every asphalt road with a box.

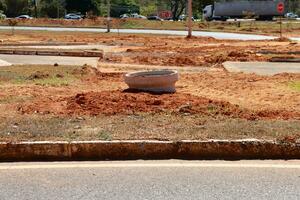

[0,160,300,200]
[0,26,281,40]
[224,61,300,75]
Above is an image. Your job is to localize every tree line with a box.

[0,0,299,19]
[0,0,214,19]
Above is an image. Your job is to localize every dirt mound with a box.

[72,65,123,82]
[19,90,300,120]
[26,71,49,80]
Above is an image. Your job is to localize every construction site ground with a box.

[0,31,299,142]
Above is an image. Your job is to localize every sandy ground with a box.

[0,31,299,68]
[0,32,299,141]
[0,65,298,120]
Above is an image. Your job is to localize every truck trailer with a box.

[203,0,286,21]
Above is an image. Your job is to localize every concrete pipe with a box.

[124,70,179,93]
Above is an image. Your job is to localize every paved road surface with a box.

[0,26,281,40]
[0,160,299,200]
[224,61,300,75]
[0,54,98,67]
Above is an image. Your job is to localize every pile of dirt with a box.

[19,90,300,120]
[72,65,123,82]
[26,71,49,80]
[106,45,268,67]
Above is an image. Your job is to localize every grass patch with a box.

[0,113,299,142]
[289,81,300,91]
[0,95,33,104]
[33,76,72,87]
[0,65,80,86]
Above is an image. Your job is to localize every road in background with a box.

[224,61,300,75]
[0,160,300,200]
[0,26,281,40]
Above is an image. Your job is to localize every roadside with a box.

[0,64,299,142]
[0,31,299,161]
[1,18,300,37]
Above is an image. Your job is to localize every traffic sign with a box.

[277,2,284,14]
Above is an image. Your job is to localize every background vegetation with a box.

[0,0,299,19]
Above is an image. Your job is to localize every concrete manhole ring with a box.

[124,70,179,93]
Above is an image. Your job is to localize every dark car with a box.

[147,16,163,21]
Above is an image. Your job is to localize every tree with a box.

[65,0,103,15]
[40,0,66,18]
[169,0,185,20]
[0,0,7,14]
[110,0,139,17]
[4,0,29,17]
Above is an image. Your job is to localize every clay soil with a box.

[1,30,300,67]
[14,68,299,121]
[0,64,299,141]
[0,32,299,141]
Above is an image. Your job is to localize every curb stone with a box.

[0,140,299,162]
[0,49,103,57]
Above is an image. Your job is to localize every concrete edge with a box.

[0,139,299,162]
[0,42,88,46]
[0,49,103,58]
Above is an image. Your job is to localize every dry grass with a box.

[0,65,80,86]
[0,114,299,142]
[289,81,300,91]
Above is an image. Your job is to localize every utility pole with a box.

[187,0,192,38]
[107,0,111,33]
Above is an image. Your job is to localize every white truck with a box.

[203,0,286,21]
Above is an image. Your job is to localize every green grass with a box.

[289,82,300,91]
[33,76,72,87]
[0,65,80,86]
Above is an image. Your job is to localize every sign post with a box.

[277,2,284,39]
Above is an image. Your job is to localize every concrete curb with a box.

[0,49,103,58]
[0,42,88,46]
[0,140,299,162]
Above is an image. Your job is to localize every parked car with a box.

[285,12,298,19]
[120,13,147,19]
[178,14,195,21]
[15,15,32,19]
[120,14,128,19]
[64,13,82,20]
[147,16,163,21]
[131,13,147,19]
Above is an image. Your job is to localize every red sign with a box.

[277,2,284,14]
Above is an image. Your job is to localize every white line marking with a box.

[1,162,300,170]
